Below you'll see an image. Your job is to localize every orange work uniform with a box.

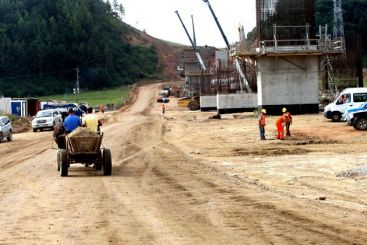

[259,113,266,140]
[275,115,287,140]
[162,103,166,114]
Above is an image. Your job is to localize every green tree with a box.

[0,0,161,97]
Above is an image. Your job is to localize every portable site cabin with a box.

[0,97,11,115]
[11,100,28,117]
[10,98,41,117]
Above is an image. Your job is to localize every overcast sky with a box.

[120,0,256,48]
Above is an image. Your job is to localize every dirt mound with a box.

[233,147,311,156]
[286,132,338,145]
[12,116,31,133]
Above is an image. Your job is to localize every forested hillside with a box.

[316,0,366,63]
[0,0,164,97]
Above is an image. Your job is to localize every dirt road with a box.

[0,83,366,244]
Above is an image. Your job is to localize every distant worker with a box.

[98,104,106,125]
[64,108,81,133]
[282,108,293,137]
[258,109,266,140]
[162,103,166,115]
[275,113,287,140]
[82,107,102,134]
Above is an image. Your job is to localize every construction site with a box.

[0,0,366,244]
[177,0,363,115]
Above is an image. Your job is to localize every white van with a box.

[324,88,367,122]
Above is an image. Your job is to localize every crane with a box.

[175,10,207,71]
[202,0,252,92]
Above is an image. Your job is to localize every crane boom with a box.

[175,10,206,71]
[191,15,197,47]
[202,0,230,49]
[202,0,252,92]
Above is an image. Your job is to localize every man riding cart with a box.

[54,107,112,177]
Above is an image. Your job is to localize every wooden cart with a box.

[57,128,112,177]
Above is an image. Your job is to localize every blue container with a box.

[11,100,27,116]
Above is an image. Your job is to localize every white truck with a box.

[324,88,367,122]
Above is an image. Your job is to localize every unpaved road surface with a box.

[0,83,366,244]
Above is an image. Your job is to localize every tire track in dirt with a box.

[134,112,366,244]
[1,82,365,244]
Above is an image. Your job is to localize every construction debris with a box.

[208,114,221,120]
[336,167,367,178]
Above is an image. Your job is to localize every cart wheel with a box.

[60,149,68,177]
[103,148,112,176]
[57,150,60,171]
[95,151,103,171]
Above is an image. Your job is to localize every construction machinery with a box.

[202,0,253,93]
[175,10,206,71]
[178,96,200,111]
[175,11,206,110]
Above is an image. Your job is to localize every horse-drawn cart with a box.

[57,128,112,177]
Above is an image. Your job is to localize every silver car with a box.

[32,109,63,132]
[0,116,13,143]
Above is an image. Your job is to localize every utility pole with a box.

[76,67,80,94]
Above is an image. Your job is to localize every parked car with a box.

[352,111,367,130]
[157,97,169,103]
[342,102,367,125]
[324,87,367,122]
[159,89,170,98]
[43,103,86,117]
[0,116,12,143]
[32,109,63,132]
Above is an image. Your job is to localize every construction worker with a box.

[275,113,287,140]
[258,109,266,140]
[162,103,166,115]
[282,108,293,136]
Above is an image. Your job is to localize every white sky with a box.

[120,0,256,48]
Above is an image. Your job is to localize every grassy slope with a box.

[38,86,130,107]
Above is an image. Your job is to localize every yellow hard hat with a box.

[282,108,287,113]
[261,109,266,114]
